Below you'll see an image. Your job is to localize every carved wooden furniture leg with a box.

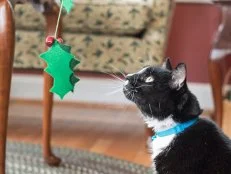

[146,128,153,137]
[145,127,153,149]
[42,5,62,166]
[208,59,223,127]
[0,0,15,173]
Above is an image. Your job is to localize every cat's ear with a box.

[170,63,186,90]
[162,58,172,70]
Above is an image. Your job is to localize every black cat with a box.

[123,59,231,174]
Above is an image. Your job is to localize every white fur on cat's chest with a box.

[151,134,176,159]
[143,115,177,174]
[144,116,177,158]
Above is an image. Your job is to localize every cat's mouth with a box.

[123,85,138,103]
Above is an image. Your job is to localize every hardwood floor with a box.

[7,100,152,167]
[7,100,231,168]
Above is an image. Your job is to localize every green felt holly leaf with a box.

[70,74,79,91]
[40,40,80,99]
[70,58,80,69]
[62,0,73,13]
[60,43,71,52]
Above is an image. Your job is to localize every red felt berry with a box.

[46,36,54,47]
[57,38,64,43]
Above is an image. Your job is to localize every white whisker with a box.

[131,92,135,101]
[110,74,125,82]
[109,65,126,78]
[136,84,152,89]
[106,87,123,96]
[126,90,134,96]
[102,71,125,83]
[100,86,123,90]
[149,104,153,116]
[100,83,123,88]
[107,86,123,89]
[134,74,139,86]
[107,79,124,84]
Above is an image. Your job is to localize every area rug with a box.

[6,142,152,174]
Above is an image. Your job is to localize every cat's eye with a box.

[145,76,154,83]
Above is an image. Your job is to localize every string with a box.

[54,0,64,39]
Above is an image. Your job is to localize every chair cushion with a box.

[74,0,153,6]
[15,4,46,31]
[15,0,153,36]
[63,3,151,35]
[14,29,164,73]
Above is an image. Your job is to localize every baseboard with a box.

[10,74,214,110]
[188,83,214,110]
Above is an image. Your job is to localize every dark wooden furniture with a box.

[0,0,15,173]
[0,1,61,173]
[209,0,231,127]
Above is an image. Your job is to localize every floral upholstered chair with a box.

[14,0,173,73]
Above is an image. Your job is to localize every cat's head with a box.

[123,58,202,122]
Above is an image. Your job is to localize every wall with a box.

[166,2,221,83]
[11,74,214,109]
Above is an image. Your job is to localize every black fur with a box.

[123,59,231,174]
[155,119,231,174]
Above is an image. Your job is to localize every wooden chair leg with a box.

[145,127,153,148]
[0,0,15,173]
[42,5,62,166]
[208,59,223,127]
[146,127,153,138]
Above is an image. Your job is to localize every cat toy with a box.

[39,0,80,99]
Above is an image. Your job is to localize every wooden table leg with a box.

[42,5,62,166]
[0,0,15,173]
[208,59,223,127]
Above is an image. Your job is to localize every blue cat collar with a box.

[151,118,198,141]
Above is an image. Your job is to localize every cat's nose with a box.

[125,74,132,85]
[124,80,129,86]
[125,74,135,87]
[124,75,130,86]
[125,74,133,80]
